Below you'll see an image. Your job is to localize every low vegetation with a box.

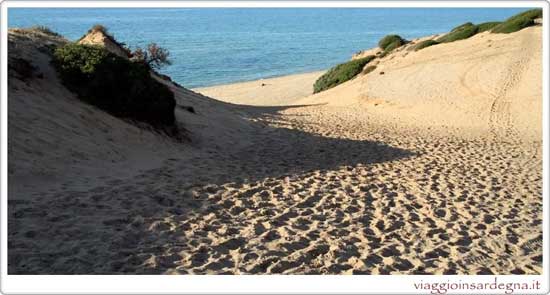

[413,39,439,51]
[378,35,405,50]
[416,8,540,48]
[450,22,475,33]
[491,8,541,34]
[378,34,406,56]
[507,8,542,22]
[476,21,502,32]
[30,25,62,37]
[53,43,176,127]
[313,55,375,93]
[491,17,534,34]
[437,22,479,43]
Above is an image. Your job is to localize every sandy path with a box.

[487,29,534,139]
[9,103,542,275]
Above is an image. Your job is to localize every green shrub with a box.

[362,65,377,75]
[491,16,534,33]
[507,8,542,21]
[30,25,62,37]
[413,39,439,51]
[53,43,176,127]
[490,8,541,34]
[377,35,407,57]
[378,35,406,50]
[437,22,479,43]
[476,22,502,32]
[313,55,375,93]
[451,22,475,33]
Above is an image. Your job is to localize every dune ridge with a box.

[8,22,542,275]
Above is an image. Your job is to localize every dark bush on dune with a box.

[476,21,502,32]
[378,35,405,50]
[314,55,375,93]
[412,39,439,51]
[437,22,479,43]
[508,8,543,22]
[451,22,476,33]
[490,9,541,34]
[491,17,534,34]
[53,43,176,127]
[378,34,406,57]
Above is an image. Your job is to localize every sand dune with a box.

[8,25,542,275]
[303,29,541,139]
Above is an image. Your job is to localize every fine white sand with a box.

[8,25,542,275]
[194,71,325,106]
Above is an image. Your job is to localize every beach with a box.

[193,27,543,274]
[194,71,324,106]
[7,15,543,275]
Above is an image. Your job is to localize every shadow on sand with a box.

[8,89,417,274]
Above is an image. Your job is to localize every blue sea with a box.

[8,8,528,88]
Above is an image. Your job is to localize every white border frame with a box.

[1,1,549,294]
